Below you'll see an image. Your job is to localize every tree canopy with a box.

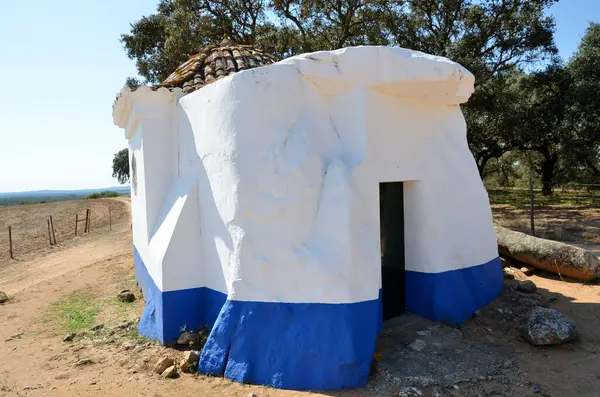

[114,1,600,195]
[112,148,130,185]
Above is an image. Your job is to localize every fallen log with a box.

[495,225,600,281]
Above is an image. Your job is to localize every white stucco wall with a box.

[113,46,498,305]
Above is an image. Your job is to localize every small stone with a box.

[91,324,104,331]
[520,267,535,276]
[409,339,426,352]
[121,340,137,350]
[248,393,257,397]
[74,358,94,367]
[118,290,136,303]
[531,384,541,393]
[161,365,178,379]
[503,267,527,281]
[5,332,23,342]
[152,355,174,374]
[177,331,201,347]
[519,306,578,346]
[180,350,200,373]
[63,333,76,342]
[0,291,9,304]
[517,280,537,293]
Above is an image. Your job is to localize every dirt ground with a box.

[0,199,599,396]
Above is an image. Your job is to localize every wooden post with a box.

[109,207,112,231]
[87,209,91,232]
[50,215,57,245]
[75,213,78,235]
[47,219,53,245]
[84,209,90,233]
[8,226,13,259]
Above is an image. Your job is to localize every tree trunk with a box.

[495,225,600,281]
[538,149,556,196]
[477,155,491,179]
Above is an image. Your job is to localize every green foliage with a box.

[86,191,120,199]
[51,292,101,333]
[112,148,130,185]
[118,1,600,194]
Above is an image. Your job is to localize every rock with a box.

[118,290,136,303]
[177,331,201,347]
[520,266,535,276]
[516,280,537,293]
[409,339,426,352]
[161,365,178,379]
[248,394,257,397]
[121,340,137,350]
[91,324,104,331]
[503,267,527,281]
[0,291,9,304]
[152,356,174,374]
[496,225,600,281]
[74,358,94,367]
[519,307,578,345]
[63,333,76,342]
[531,384,541,394]
[180,350,200,373]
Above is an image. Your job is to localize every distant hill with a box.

[0,186,130,206]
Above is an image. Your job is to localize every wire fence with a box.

[0,199,129,262]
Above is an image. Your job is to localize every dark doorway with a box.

[379,182,406,321]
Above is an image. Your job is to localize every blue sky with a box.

[0,0,598,193]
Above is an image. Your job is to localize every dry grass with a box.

[0,197,129,262]
[489,189,600,244]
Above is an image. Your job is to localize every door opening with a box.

[379,182,406,321]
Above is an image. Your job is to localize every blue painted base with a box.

[134,246,502,390]
[134,248,226,342]
[199,298,380,390]
[405,256,503,324]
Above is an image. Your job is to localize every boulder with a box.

[117,290,136,303]
[519,306,578,346]
[152,356,174,374]
[495,226,600,281]
[0,291,9,304]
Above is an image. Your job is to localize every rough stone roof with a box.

[156,38,279,94]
